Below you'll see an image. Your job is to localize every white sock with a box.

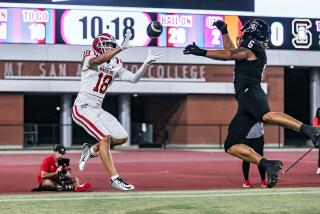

[89,147,96,156]
[111,175,119,181]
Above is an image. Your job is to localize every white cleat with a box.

[317,168,320,175]
[110,177,135,191]
[79,143,95,171]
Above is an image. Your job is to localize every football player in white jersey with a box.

[72,31,162,191]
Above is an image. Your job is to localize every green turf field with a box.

[1,188,319,214]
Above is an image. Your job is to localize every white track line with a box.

[1,190,320,203]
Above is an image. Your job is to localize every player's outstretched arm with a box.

[206,47,252,61]
[118,49,162,83]
[183,42,254,61]
[213,20,236,50]
[183,20,251,61]
[89,30,133,66]
[89,48,122,66]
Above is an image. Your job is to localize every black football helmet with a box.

[238,19,271,48]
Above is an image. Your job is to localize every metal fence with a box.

[132,123,285,149]
[0,123,291,149]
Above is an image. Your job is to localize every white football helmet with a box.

[92,33,118,54]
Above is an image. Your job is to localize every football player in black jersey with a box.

[183,19,320,188]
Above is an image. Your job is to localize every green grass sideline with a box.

[1,187,319,214]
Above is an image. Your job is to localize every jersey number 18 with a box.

[93,72,112,94]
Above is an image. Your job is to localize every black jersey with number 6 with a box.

[234,38,267,95]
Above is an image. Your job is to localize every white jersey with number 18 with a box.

[74,49,123,107]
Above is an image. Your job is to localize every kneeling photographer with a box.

[36,145,91,192]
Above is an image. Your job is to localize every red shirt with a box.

[37,155,58,185]
[313,117,319,127]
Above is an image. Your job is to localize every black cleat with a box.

[265,160,283,188]
[300,125,320,148]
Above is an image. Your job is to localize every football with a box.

[146,21,163,38]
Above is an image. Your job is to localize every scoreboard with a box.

[61,10,152,46]
[1,6,320,50]
[0,8,55,44]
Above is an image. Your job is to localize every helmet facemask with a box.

[96,39,117,53]
[93,33,118,54]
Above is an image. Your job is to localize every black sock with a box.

[299,124,317,139]
[258,166,266,180]
[259,158,268,170]
[242,161,250,180]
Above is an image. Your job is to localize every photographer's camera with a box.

[57,158,74,191]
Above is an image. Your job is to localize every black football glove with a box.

[212,20,228,35]
[183,42,207,56]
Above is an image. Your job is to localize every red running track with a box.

[0,149,319,194]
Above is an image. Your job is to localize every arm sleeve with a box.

[117,62,149,83]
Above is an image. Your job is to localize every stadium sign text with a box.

[0,61,206,81]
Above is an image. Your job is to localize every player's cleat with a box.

[79,143,96,171]
[110,177,135,191]
[265,160,283,188]
[75,182,92,192]
[316,168,320,175]
[242,180,253,188]
[300,126,320,149]
[261,179,267,188]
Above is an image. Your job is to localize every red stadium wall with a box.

[0,93,24,147]
[0,62,284,147]
[149,66,285,146]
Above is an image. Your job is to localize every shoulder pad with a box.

[113,57,123,65]
[240,38,264,52]
[81,49,98,61]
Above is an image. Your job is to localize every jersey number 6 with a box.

[248,40,255,48]
[93,72,112,94]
